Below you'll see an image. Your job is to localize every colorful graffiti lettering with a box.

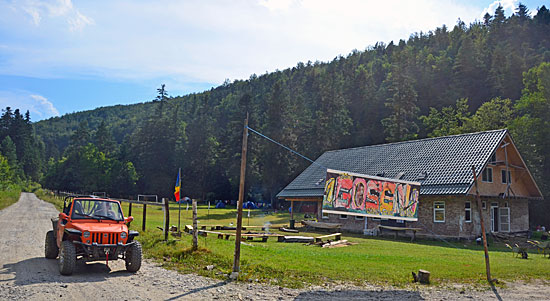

[323,170,420,220]
[380,182,396,215]
[323,178,336,207]
[335,175,353,208]
[365,180,381,214]
[351,178,367,211]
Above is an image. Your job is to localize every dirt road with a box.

[1,193,549,300]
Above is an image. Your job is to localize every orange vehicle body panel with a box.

[56,198,129,248]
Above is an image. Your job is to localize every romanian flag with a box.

[174,168,181,202]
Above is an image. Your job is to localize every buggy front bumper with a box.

[73,241,135,260]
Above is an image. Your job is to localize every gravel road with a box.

[1,193,549,300]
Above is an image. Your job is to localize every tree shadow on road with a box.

[0,257,134,286]
[294,289,424,300]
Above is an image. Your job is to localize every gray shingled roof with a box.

[277,129,508,198]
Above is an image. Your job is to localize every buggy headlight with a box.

[83,231,90,238]
[121,232,127,239]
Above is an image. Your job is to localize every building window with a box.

[396,219,404,224]
[501,170,512,184]
[355,215,364,220]
[490,153,497,163]
[504,201,509,208]
[339,214,348,220]
[373,217,381,221]
[482,201,486,210]
[465,202,471,223]
[434,201,445,223]
[322,212,329,219]
[482,167,493,183]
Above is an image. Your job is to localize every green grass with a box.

[35,189,64,210]
[0,185,22,210]
[137,228,550,288]
[38,196,550,288]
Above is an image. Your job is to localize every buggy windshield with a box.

[71,199,124,221]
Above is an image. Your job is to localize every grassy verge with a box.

[35,189,64,210]
[0,184,22,210]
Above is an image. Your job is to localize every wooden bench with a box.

[315,233,342,243]
[198,230,281,242]
[377,225,422,241]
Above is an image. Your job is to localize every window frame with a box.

[354,215,364,220]
[465,201,472,223]
[339,214,348,220]
[482,167,493,183]
[322,212,329,219]
[433,201,445,223]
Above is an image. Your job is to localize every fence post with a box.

[142,203,147,232]
[127,202,133,227]
[164,198,170,241]
[192,199,198,250]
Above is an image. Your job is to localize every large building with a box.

[277,129,543,238]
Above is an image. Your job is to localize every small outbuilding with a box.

[277,129,543,239]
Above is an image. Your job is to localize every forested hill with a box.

[34,4,550,206]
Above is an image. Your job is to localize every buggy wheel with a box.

[59,241,76,275]
[125,241,142,273]
[45,230,58,259]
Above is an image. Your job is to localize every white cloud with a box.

[29,94,60,117]
[0,91,59,120]
[16,0,93,31]
[259,0,295,11]
[68,10,94,32]
[482,0,519,18]
[0,1,490,86]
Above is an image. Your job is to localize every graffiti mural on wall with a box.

[322,169,421,221]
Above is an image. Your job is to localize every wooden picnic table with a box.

[377,225,422,241]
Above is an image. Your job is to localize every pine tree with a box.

[94,121,116,155]
[381,65,419,142]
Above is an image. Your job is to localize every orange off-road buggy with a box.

[45,195,141,275]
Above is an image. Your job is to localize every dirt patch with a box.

[0,193,549,300]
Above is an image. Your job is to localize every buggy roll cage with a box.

[63,194,102,213]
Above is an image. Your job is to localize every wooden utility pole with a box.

[192,199,198,250]
[231,113,248,279]
[472,166,493,283]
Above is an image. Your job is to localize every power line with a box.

[246,126,327,170]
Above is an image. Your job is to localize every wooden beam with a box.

[232,113,248,278]
[472,166,493,283]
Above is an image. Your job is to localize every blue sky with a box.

[0,0,547,121]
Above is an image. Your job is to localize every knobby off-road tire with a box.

[59,241,76,275]
[45,230,58,259]
[125,241,142,273]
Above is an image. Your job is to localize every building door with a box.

[491,203,499,232]
[499,207,510,232]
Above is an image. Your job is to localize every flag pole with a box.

[177,168,181,233]
[231,113,248,280]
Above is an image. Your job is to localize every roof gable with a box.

[278,129,513,198]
